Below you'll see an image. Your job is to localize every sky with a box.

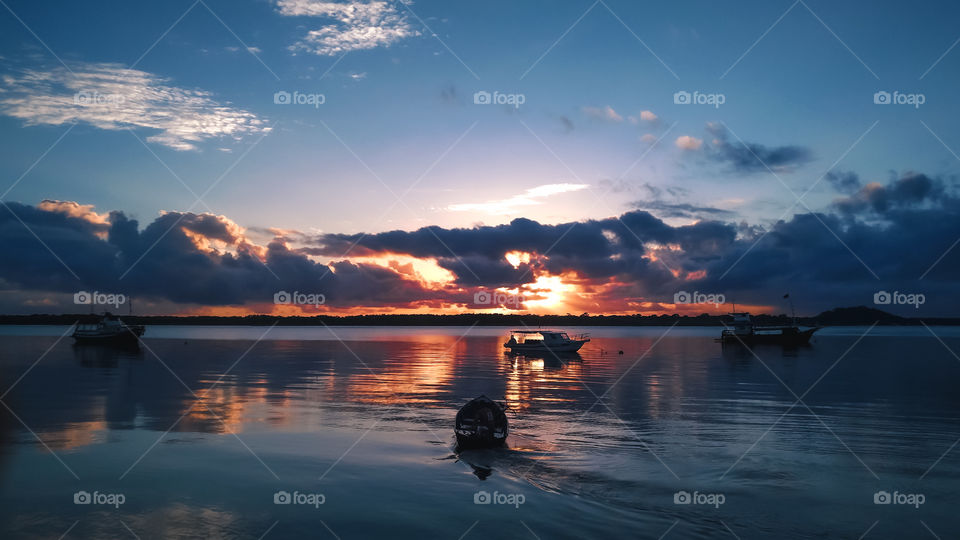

[0,0,958,317]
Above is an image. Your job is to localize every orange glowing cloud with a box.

[504,250,531,268]
[346,253,456,287]
[38,199,111,237]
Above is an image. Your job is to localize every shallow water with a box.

[0,325,957,539]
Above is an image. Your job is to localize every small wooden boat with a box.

[455,395,508,449]
[72,312,145,345]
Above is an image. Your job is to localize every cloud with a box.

[277,0,421,56]
[632,200,736,220]
[0,62,268,150]
[37,200,110,227]
[640,133,657,144]
[705,123,812,173]
[629,110,658,125]
[825,170,862,194]
[311,210,689,289]
[0,204,445,310]
[448,183,590,215]
[225,46,262,54]
[582,105,623,123]
[833,172,945,216]
[675,135,702,150]
[1,171,959,315]
[309,171,960,312]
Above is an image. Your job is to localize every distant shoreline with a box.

[1,306,957,326]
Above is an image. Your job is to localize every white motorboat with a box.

[503,330,589,353]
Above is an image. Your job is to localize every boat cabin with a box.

[729,312,753,335]
[77,312,124,332]
[506,330,574,344]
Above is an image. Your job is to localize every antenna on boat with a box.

[784,293,796,326]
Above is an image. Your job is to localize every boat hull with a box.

[72,326,145,345]
[721,327,818,346]
[504,340,587,353]
[455,432,506,450]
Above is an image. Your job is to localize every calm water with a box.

[0,325,958,539]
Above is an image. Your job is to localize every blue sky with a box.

[1,0,959,315]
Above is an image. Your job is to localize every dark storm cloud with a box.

[833,172,944,215]
[1,169,958,314]
[177,212,242,243]
[0,203,118,292]
[307,172,959,313]
[0,205,443,308]
[311,211,735,287]
[691,173,960,313]
[705,123,813,174]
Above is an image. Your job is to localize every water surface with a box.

[0,325,957,539]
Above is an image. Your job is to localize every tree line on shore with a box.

[0,306,956,326]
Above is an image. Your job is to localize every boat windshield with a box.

[510,332,543,343]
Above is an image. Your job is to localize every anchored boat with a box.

[503,330,589,353]
[455,395,508,449]
[72,312,145,345]
[720,312,818,346]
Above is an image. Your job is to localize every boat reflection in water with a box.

[72,340,143,368]
[506,351,582,370]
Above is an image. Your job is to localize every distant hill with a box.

[0,307,957,326]
[812,306,908,325]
